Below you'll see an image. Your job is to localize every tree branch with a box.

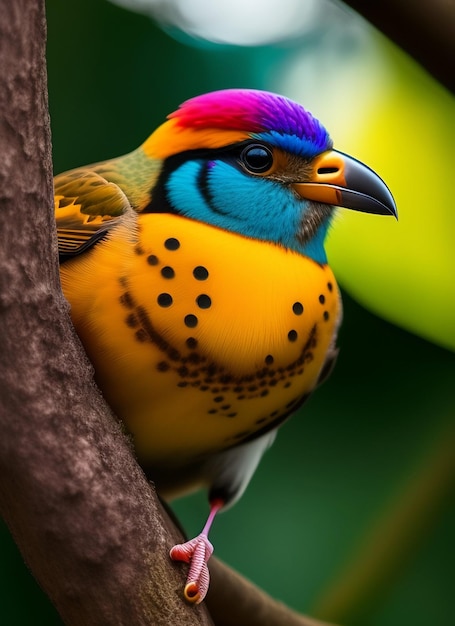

[344,0,455,93]
[207,559,336,626]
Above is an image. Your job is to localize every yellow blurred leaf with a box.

[326,35,455,351]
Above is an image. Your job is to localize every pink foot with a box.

[170,499,223,604]
[170,533,213,603]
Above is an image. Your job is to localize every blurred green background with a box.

[1,0,453,624]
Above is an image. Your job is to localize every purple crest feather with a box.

[169,89,332,157]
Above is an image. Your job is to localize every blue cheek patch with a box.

[206,161,286,226]
[166,161,208,217]
[166,160,328,263]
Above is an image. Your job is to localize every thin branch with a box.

[208,558,337,626]
[343,0,455,92]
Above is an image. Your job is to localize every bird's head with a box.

[142,89,396,263]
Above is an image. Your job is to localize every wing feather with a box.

[54,168,133,261]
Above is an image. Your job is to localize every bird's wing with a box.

[54,167,133,262]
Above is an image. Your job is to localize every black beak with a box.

[293,149,397,218]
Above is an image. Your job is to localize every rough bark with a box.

[0,2,213,624]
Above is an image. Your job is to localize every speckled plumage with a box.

[55,89,396,603]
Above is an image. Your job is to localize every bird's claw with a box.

[170,533,214,604]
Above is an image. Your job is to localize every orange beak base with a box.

[293,150,397,218]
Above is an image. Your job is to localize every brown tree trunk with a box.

[0,1,211,624]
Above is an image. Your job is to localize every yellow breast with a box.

[61,213,340,466]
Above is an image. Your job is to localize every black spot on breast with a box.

[186,337,198,349]
[193,266,209,280]
[184,314,198,328]
[168,348,181,361]
[125,313,138,328]
[135,306,170,352]
[157,293,173,307]
[147,254,159,266]
[196,294,212,309]
[164,237,180,251]
[135,329,147,342]
[161,266,175,279]
[119,292,135,309]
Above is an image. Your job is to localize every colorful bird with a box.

[55,89,397,603]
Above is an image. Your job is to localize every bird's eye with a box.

[240,144,274,174]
